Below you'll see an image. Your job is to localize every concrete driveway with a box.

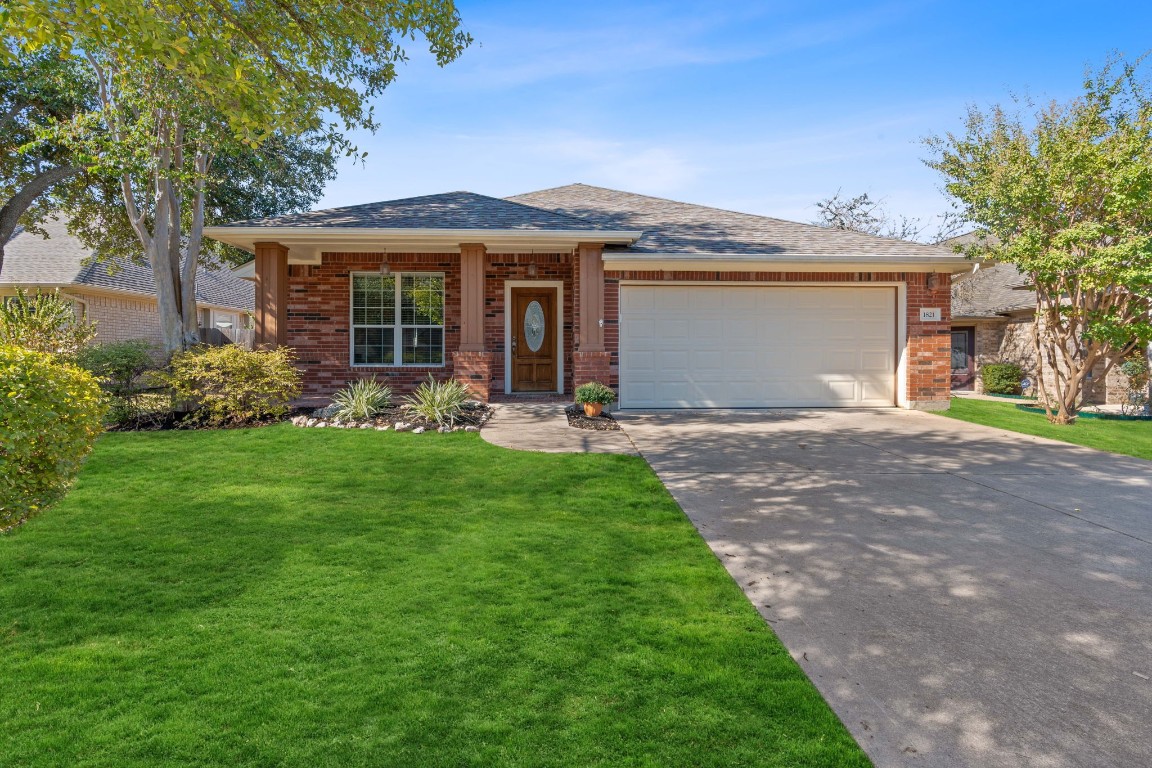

[616,409,1152,768]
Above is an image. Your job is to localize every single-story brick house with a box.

[3,217,254,346]
[207,184,970,409]
[950,260,1143,404]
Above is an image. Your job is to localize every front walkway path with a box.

[481,403,638,454]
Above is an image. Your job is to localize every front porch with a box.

[247,240,616,402]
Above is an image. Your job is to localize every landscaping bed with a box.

[293,400,492,432]
[565,403,621,431]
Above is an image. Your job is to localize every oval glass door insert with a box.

[524,300,546,352]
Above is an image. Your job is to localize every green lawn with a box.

[0,426,868,767]
[942,397,1152,460]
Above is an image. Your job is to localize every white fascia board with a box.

[231,260,256,280]
[602,252,973,273]
[202,226,642,254]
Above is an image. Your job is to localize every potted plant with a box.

[574,381,616,417]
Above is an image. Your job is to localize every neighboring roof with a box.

[217,191,622,232]
[951,263,1034,319]
[508,183,966,267]
[2,217,253,310]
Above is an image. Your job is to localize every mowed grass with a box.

[942,397,1152,460]
[1,426,868,768]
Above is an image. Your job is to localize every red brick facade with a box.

[283,251,952,408]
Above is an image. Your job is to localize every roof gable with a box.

[951,263,1035,318]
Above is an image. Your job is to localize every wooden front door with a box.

[510,287,557,392]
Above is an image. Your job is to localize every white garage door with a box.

[619,285,897,408]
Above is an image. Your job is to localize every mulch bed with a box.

[565,404,621,431]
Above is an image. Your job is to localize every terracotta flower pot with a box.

[583,402,603,418]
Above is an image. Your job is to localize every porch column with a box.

[574,242,611,389]
[452,242,493,400]
[459,243,486,352]
[253,241,289,347]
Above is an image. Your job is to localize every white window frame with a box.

[350,271,446,368]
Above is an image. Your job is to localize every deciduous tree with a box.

[925,58,1152,423]
[4,1,471,353]
[0,49,94,274]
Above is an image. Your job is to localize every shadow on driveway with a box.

[618,408,1152,768]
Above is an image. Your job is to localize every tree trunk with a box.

[0,165,81,277]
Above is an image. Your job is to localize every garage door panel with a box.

[620,285,896,408]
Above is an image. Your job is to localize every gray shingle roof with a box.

[951,263,1034,318]
[507,183,960,258]
[218,191,618,232]
[2,217,253,310]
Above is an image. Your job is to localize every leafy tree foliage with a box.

[0,48,95,274]
[4,2,470,353]
[926,58,1152,423]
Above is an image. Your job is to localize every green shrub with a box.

[0,288,96,359]
[1118,353,1150,416]
[0,345,106,529]
[574,381,617,405]
[980,362,1025,395]
[331,377,392,421]
[77,339,160,396]
[405,375,470,426]
[159,345,301,426]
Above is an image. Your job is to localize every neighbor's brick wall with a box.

[286,251,574,399]
[601,270,953,407]
[80,291,164,345]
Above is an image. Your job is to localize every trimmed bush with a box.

[1,345,106,529]
[0,288,96,359]
[159,345,301,426]
[980,362,1025,395]
[77,339,160,396]
[331,377,392,421]
[405,375,470,426]
[574,381,617,405]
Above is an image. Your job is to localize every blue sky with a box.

[320,0,1152,234]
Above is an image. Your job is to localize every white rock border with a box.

[289,405,490,434]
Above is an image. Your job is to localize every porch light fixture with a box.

[379,262,391,275]
[526,263,538,278]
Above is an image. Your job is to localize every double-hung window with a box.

[351,273,445,366]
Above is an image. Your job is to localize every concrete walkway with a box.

[617,408,1152,768]
[481,403,638,454]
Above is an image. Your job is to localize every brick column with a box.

[254,241,288,347]
[906,272,952,410]
[452,243,493,400]
[573,243,609,390]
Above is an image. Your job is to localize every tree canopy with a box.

[2,0,471,145]
[3,1,471,353]
[0,48,95,272]
[926,57,1152,422]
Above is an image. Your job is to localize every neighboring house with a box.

[2,217,254,347]
[949,239,1144,404]
[208,184,969,409]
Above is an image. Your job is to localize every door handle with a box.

[511,335,518,354]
